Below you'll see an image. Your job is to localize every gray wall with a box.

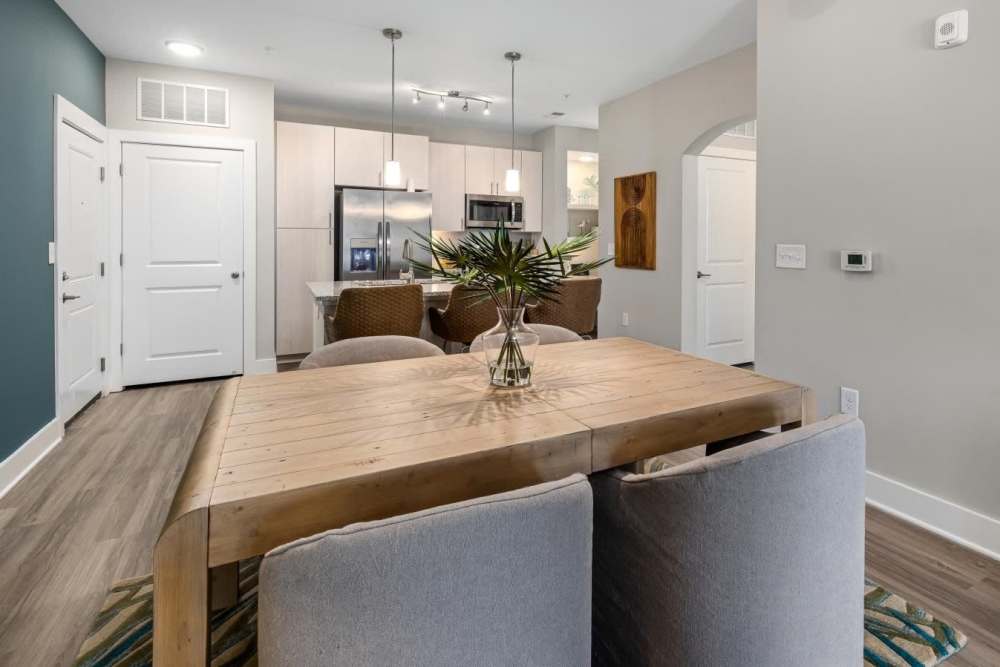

[533,126,600,244]
[106,59,277,362]
[597,45,756,346]
[757,0,1000,519]
[0,0,104,461]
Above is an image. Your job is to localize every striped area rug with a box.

[74,562,967,666]
[864,580,967,666]
[74,559,259,667]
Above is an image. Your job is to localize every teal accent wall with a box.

[0,0,104,461]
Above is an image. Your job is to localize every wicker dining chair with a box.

[428,285,499,348]
[526,276,602,338]
[326,284,424,342]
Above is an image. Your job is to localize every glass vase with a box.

[482,307,540,388]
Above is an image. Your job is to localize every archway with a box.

[680,118,758,365]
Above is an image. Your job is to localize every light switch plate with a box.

[776,244,807,269]
[48,242,56,265]
[607,243,615,257]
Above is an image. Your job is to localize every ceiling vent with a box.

[137,78,229,127]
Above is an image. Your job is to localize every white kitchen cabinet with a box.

[335,127,384,187]
[430,142,466,232]
[383,132,429,190]
[277,121,335,229]
[520,150,543,232]
[277,228,334,356]
[465,145,495,195]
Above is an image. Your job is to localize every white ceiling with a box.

[57,0,756,133]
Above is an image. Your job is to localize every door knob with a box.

[697,271,712,279]
[231,271,241,279]
[62,293,80,302]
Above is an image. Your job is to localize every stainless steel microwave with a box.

[465,194,524,230]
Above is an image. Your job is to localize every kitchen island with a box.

[307,280,456,351]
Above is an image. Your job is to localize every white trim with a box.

[680,155,698,354]
[0,418,63,499]
[54,96,111,420]
[248,357,278,374]
[107,129,261,390]
[699,146,756,161]
[866,470,1000,562]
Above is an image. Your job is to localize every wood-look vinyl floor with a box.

[0,380,997,666]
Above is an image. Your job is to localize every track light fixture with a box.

[411,88,493,114]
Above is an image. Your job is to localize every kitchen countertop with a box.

[307,280,455,303]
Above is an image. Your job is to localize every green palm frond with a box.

[409,227,611,311]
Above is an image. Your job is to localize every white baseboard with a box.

[866,470,1000,562]
[247,357,277,375]
[0,418,64,499]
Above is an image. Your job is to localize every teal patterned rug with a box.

[74,563,967,666]
[864,580,967,666]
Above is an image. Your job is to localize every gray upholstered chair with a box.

[298,335,443,370]
[258,474,593,667]
[591,415,866,666]
[468,323,583,353]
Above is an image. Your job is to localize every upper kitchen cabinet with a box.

[465,145,495,195]
[383,132,429,190]
[520,150,543,232]
[335,127,384,187]
[277,121,335,229]
[430,142,466,232]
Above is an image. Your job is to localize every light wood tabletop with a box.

[153,337,813,665]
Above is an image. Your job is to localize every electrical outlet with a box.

[607,242,615,257]
[48,242,56,265]
[621,312,630,327]
[840,387,860,417]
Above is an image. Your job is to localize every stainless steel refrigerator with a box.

[335,188,433,281]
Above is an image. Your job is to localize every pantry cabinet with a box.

[430,142,466,232]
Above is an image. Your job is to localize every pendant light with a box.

[383,28,403,187]
[504,51,522,193]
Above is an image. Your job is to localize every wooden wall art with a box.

[614,171,656,270]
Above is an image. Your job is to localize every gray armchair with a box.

[259,474,593,666]
[591,415,866,666]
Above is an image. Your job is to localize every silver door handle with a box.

[62,293,80,302]
[231,271,241,279]
[697,271,712,278]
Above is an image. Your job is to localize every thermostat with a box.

[841,250,872,272]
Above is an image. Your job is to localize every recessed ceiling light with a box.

[165,41,204,57]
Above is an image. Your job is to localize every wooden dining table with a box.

[153,337,814,665]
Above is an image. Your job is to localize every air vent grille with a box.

[137,78,229,127]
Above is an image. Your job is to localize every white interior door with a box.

[57,123,106,419]
[122,143,244,385]
[695,155,756,365]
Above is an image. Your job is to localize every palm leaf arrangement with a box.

[409,226,610,386]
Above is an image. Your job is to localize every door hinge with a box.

[119,163,124,177]
[120,343,124,356]
[100,357,106,372]
[99,261,105,277]
[99,166,106,183]
[119,253,123,267]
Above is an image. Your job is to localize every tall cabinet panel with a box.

[430,142,466,232]
[277,229,334,356]
[520,150,543,232]
[384,132,429,190]
[335,127,384,187]
[277,121,335,228]
[465,145,495,195]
